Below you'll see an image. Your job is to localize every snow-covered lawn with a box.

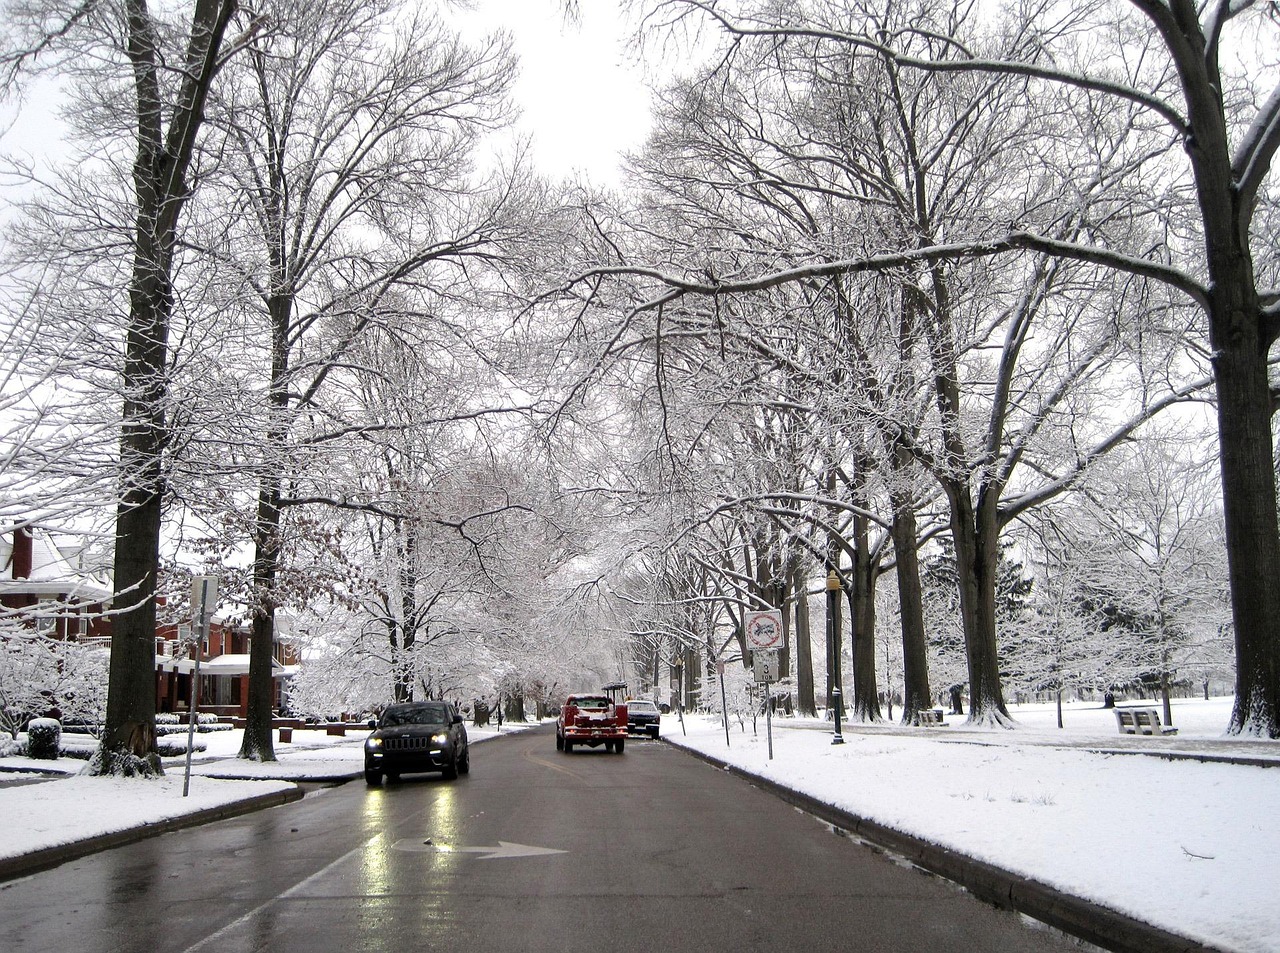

[668,696,1279,953]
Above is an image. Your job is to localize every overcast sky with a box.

[454,0,655,184]
[0,1,658,188]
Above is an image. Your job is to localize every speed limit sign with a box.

[745,610,783,650]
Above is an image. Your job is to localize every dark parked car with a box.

[626,698,661,738]
[364,701,469,785]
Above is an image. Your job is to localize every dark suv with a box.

[625,698,661,738]
[364,701,469,785]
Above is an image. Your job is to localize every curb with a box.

[670,740,1225,953]
[0,785,303,884]
[193,767,362,782]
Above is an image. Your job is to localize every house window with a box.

[36,615,56,636]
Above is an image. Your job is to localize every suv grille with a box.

[384,736,435,751]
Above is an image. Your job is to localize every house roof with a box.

[155,653,289,676]
[1,527,112,603]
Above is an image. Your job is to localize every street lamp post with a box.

[827,569,844,745]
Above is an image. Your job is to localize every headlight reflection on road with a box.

[419,784,462,939]
[358,791,395,895]
[424,783,461,849]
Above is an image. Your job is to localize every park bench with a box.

[918,708,946,726]
[1114,707,1178,736]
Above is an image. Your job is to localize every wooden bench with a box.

[1114,707,1177,736]
[918,708,946,726]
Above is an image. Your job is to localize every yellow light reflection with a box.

[416,784,461,941]
[359,791,391,895]
[428,784,460,842]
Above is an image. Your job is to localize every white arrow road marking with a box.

[392,839,567,859]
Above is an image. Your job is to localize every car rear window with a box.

[572,696,609,709]
[629,701,658,712]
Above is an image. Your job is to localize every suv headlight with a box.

[431,733,449,744]
[365,737,383,749]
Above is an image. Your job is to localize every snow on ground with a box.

[668,696,1279,953]
[0,774,297,861]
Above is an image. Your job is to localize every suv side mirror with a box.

[453,713,464,724]
[368,719,377,729]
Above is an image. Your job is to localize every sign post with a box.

[183,575,218,797]
[716,658,730,747]
[753,649,778,760]
[746,612,783,760]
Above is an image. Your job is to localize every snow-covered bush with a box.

[26,717,61,760]
[0,627,58,739]
[156,735,206,757]
[0,626,108,739]
[696,664,758,729]
[155,713,233,733]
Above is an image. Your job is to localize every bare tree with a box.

[570,0,1222,729]
[187,0,525,759]
[628,0,1280,735]
[1069,433,1230,723]
[0,0,257,774]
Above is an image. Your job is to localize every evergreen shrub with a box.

[26,718,61,760]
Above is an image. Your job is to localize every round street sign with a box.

[745,610,783,650]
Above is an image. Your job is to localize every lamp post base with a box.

[831,687,844,744]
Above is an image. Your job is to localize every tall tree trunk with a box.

[240,290,292,761]
[947,482,1013,726]
[93,0,240,777]
[1210,263,1280,737]
[890,480,932,725]
[683,645,698,710]
[239,471,281,761]
[1155,0,1279,736]
[793,568,816,716]
[397,520,418,702]
[847,474,881,722]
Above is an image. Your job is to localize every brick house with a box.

[155,618,299,717]
[0,525,113,640]
[3,524,299,718]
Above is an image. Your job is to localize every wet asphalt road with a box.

[0,726,1082,953]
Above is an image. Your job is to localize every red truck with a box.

[556,693,628,753]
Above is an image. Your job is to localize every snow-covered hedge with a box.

[155,735,206,757]
[26,718,61,760]
[155,712,225,726]
[155,722,233,735]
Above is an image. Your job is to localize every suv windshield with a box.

[629,701,658,712]
[381,704,449,727]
